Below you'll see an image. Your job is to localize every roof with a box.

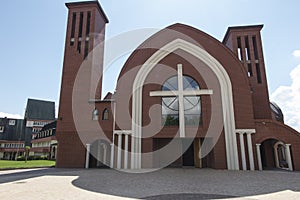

[223,24,264,44]
[65,1,109,23]
[33,121,56,140]
[0,118,25,141]
[24,99,55,120]
[270,102,284,123]
[40,121,57,132]
[103,92,113,100]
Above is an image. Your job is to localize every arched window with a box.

[92,108,99,121]
[162,75,201,126]
[102,108,109,120]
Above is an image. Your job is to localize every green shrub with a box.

[18,155,49,161]
[40,155,48,160]
[28,155,40,160]
[16,156,25,161]
[28,155,35,160]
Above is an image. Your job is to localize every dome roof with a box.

[270,102,284,123]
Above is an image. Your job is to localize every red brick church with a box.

[56,1,300,171]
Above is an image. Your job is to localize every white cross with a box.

[150,64,213,138]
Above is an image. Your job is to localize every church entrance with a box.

[182,139,194,166]
[153,138,214,168]
[260,139,293,170]
[89,140,110,168]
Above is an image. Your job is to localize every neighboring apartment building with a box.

[0,98,56,160]
[24,98,55,146]
[31,121,57,160]
[0,118,25,160]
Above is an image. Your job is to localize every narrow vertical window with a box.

[77,41,81,53]
[247,63,253,77]
[84,12,91,59]
[256,63,262,83]
[86,12,91,37]
[70,12,76,46]
[237,37,243,61]
[102,109,109,120]
[92,109,99,121]
[252,36,259,60]
[84,40,89,59]
[77,12,84,53]
[245,36,251,61]
[78,12,83,38]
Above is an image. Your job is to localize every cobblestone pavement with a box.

[0,168,300,199]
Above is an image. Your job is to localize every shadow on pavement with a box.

[0,168,79,184]
[1,168,300,199]
[70,168,300,199]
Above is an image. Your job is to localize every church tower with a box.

[56,1,108,167]
[223,25,272,119]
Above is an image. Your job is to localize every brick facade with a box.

[56,1,300,171]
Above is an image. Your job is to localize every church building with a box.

[56,1,300,171]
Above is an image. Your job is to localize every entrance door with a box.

[182,139,194,166]
[89,140,110,168]
[200,138,214,168]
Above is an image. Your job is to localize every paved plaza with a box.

[0,168,300,199]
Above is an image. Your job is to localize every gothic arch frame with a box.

[131,38,239,170]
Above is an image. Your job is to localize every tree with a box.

[25,146,30,163]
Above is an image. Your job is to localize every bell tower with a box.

[223,25,272,120]
[56,1,109,167]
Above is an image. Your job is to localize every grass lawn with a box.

[0,160,55,170]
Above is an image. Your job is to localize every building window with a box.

[92,109,99,121]
[78,12,83,38]
[237,37,243,61]
[84,11,91,59]
[9,120,16,126]
[102,109,109,120]
[86,11,91,37]
[32,128,42,133]
[256,63,262,84]
[33,121,48,126]
[247,63,253,77]
[162,75,202,126]
[0,126,4,133]
[70,12,76,46]
[77,12,84,53]
[245,36,251,61]
[252,36,259,60]
[84,40,89,59]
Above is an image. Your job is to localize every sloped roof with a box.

[40,120,56,132]
[0,118,25,141]
[103,92,113,100]
[24,99,55,120]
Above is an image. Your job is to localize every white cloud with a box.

[271,64,300,132]
[293,50,300,57]
[0,112,23,119]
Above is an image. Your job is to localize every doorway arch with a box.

[89,139,110,168]
[260,138,293,170]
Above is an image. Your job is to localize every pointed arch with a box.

[102,108,109,120]
[131,38,239,170]
[92,108,99,121]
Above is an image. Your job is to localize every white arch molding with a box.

[131,39,239,170]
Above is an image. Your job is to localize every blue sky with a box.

[0,0,299,130]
